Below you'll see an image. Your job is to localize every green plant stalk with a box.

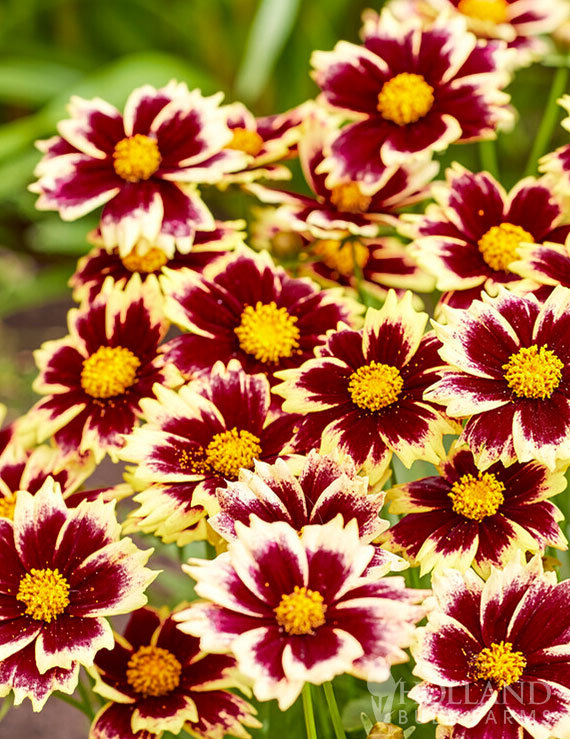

[478,139,499,179]
[524,64,570,178]
[55,692,92,717]
[0,694,13,722]
[302,683,318,739]
[323,682,346,739]
[76,674,95,720]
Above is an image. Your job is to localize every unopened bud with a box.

[367,722,405,739]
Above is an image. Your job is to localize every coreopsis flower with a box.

[409,556,570,738]
[274,291,458,477]
[511,239,570,301]
[89,607,260,739]
[381,442,567,575]
[120,360,299,546]
[540,95,570,197]
[0,477,155,710]
[405,165,570,310]
[161,248,361,384]
[176,516,425,710]
[311,10,513,186]
[27,278,176,462]
[425,286,570,469]
[71,220,245,303]
[29,81,247,254]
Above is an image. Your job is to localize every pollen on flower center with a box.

[126,645,182,697]
[503,345,564,399]
[377,73,435,126]
[348,361,404,412]
[205,427,262,479]
[457,0,509,23]
[470,641,526,689]
[235,301,300,364]
[113,134,161,182]
[477,222,534,272]
[0,494,16,519]
[121,246,168,273]
[312,239,369,277]
[225,127,264,156]
[330,183,372,213]
[275,585,327,635]
[449,472,505,521]
[81,345,141,399]
[17,568,70,622]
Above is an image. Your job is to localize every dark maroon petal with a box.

[90,703,150,739]
[506,182,562,240]
[38,156,119,213]
[327,119,390,186]
[123,607,161,650]
[93,639,134,695]
[463,405,516,467]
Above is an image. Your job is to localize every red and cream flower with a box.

[161,248,361,384]
[120,360,299,546]
[89,606,260,739]
[405,164,570,310]
[0,477,155,710]
[511,238,570,302]
[176,516,425,710]
[27,278,175,462]
[274,291,458,477]
[29,81,247,254]
[425,286,570,469]
[381,442,567,576]
[409,557,570,738]
[311,10,513,184]
[540,95,570,197]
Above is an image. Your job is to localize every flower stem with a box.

[76,674,95,720]
[0,694,13,722]
[323,682,346,739]
[55,692,92,717]
[302,683,318,739]
[478,139,499,179]
[524,64,570,178]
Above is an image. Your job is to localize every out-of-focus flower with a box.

[30,81,247,254]
[0,478,155,710]
[176,516,425,710]
[89,606,260,739]
[540,95,570,197]
[382,442,567,575]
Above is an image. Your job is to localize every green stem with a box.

[302,683,318,739]
[323,682,346,739]
[76,674,95,720]
[478,139,499,179]
[0,694,13,722]
[55,692,92,717]
[524,64,570,178]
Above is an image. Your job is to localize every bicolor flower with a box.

[89,606,259,739]
[540,95,570,197]
[410,557,570,738]
[311,10,513,185]
[120,360,299,546]
[511,239,570,302]
[161,248,361,384]
[29,81,247,254]
[381,442,567,575]
[274,291,458,478]
[426,286,570,469]
[176,516,425,710]
[27,277,175,462]
[405,164,570,310]
[0,478,155,710]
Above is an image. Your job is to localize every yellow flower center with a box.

[448,472,505,521]
[126,645,182,698]
[503,345,564,399]
[470,641,526,689]
[0,494,16,519]
[81,345,141,399]
[113,134,161,182]
[312,239,369,277]
[121,246,169,273]
[329,183,372,213]
[348,361,404,412]
[477,222,534,272]
[17,568,70,622]
[235,301,300,364]
[275,585,327,635]
[205,427,262,479]
[225,127,264,156]
[457,0,509,23]
[377,73,435,126]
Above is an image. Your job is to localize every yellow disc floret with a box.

[17,568,70,622]
[457,0,509,24]
[275,585,327,635]
[312,239,369,277]
[0,494,16,520]
[81,345,141,399]
[477,222,534,272]
[449,471,505,521]
[205,427,262,479]
[470,641,526,689]
[126,645,182,698]
[235,301,300,364]
[503,345,564,399]
[329,183,372,213]
[348,361,404,412]
[226,127,264,156]
[377,73,435,126]
[121,247,168,273]
[113,134,161,182]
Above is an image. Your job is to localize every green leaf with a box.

[0,58,81,105]
[0,263,72,318]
